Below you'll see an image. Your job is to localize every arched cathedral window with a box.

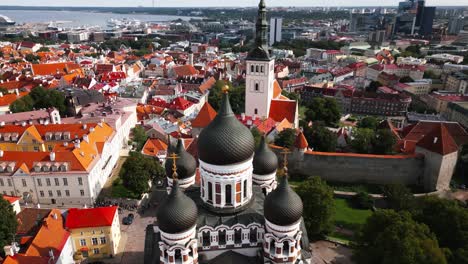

[255,83,259,91]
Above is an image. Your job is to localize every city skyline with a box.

[0,0,467,7]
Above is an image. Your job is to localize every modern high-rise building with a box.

[394,0,435,36]
[448,16,466,35]
[269,17,282,46]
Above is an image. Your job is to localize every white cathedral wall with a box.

[199,158,253,209]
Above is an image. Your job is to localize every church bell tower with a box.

[245,0,276,119]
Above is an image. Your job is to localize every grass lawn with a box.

[333,198,372,231]
[111,180,141,199]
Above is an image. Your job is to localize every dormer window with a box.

[63,132,70,140]
[42,166,49,172]
[51,165,58,172]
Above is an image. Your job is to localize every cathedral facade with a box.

[144,1,311,263]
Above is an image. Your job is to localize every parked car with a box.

[123,213,135,225]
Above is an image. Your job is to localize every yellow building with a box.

[65,206,121,260]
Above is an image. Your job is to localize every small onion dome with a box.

[253,136,278,175]
[156,180,198,233]
[264,176,303,226]
[198,91,254,165]
[165,139,197,180]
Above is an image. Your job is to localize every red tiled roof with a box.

[402,121,468,147]
[269,100,296,123]
[31,62,78,76]
[169,97,193,111]
[416,123,459,155]
[65,206,118,229]
[191,102,217,128]
[295,131,308,149]
[173,65,198,77]
[2,195,20,203]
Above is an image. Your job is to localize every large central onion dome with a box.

[156,181,198,233]
[198,91,255,165]
[264,175,303,226]
[253,136,278,175]
[165,139,197,180]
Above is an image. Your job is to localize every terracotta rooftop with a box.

[269,99,297,123]
[416,123,459,155]
[191,102,217,128]
[295,131,308,149]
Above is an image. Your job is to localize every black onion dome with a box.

[156,181,198,233]
[198,92,255,165]
[253,136,278,175]
[165,139,197,179]
[264,176,303,226]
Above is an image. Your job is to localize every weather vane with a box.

[168,153,179,180]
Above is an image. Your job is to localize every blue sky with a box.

[0,0,465,7]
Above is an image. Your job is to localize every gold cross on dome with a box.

[168,153,179,180]
[280,149,291,175]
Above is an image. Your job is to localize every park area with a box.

[329,198,373,243]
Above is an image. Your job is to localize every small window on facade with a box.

[251,65,254,73]
[255,83,259,91]
[254,109,258,115]
[256,65,259,72]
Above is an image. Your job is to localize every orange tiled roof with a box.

[3,209,70,264]
[416,123,459,155]
[0,92,29,107]
[142,138,168,156]
[191,102,217,128]
[173,65,198,77]
[295,131,308,149]
[269,100,297,123]
[31,62,78,76]
[273,80,282,99]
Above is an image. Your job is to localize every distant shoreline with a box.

[1,5,467,9]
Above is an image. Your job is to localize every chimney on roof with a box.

[0,150,4,157]
[83,134,89,143]
[0,122,4,127]
[14,89,19,96]
[83,124,87,130]
[50,152,55,161]
[21,122,26,127]
[63,142,68,147]
[52,213,58,220]
[0,92,3,97]
[74,140,80,149]
[241,113,246,121]
[433,137,438,144]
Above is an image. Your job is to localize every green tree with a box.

[400,76,415,83]
[295,176,335,238]
[37,47,50,52]
[423,70,439,79]
[351,128,375,154]
[275,128,296,149]
[26,87,67,114]
[0,87,9,94]
[373,129,397,154]
[251,127,263,148]
[381,184,415,211]
[119,152,164,195]
[354,210,447,264]
[208,80,245,114]
[304,97,341,127]
[357,116,379,130]
[303,124,337,152]
[411,196,468,263]
[25,54,40,63]
[131,126,148,152]
[351,192,374,210]
[366,81,382,93]
[9,95,34,113]
[0,196,18,258]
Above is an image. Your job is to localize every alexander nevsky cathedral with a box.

[144,1,311,263]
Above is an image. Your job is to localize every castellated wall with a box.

[277,149,426,186]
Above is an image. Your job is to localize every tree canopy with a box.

[131,126,148,152]
[274,128,296,149]
[251,127,263,149]
[10,87,66,115]
[366,81,382,93]
[354,210,447,264]
[303,124,337,152]
[119,152,165,196]
[381,184,415,211]
[208,80,245,114]
[358,116,379,130]
[304,97,341,127]
[0,197,17,258]
[373,129,397,155]
[295,176,335,238]
[411,196,468,263]
[351,128,375,154]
